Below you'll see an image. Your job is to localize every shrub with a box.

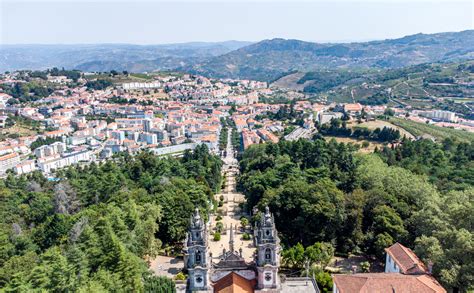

[360,261,370,272]
[216,222,224,233]
[214,232,221,241]
[175,272,186,281]
[240,217,249,229]
[314,270,333,293]
[144,275,176,293]
[242,233,251,240]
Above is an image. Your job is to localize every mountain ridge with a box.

[185,30,474,81]
[1,31,472,79]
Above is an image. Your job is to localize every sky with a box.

[0,0,472,45]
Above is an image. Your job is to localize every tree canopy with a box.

[0,145,221,291]
[238,138,473,291]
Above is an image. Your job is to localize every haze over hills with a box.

[1,31,473,81]
[0,41,252,73]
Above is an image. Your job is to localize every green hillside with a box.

[389,117,474,143]
[273,61,474,118]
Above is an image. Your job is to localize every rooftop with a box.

[333,273,446,293]
[385,242,428,275]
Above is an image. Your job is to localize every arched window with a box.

[196,250,202,264]
[265,248,272,262]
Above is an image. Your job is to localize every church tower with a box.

[183,208,210,291]
[255,206,281,290]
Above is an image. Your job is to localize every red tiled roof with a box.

[0,152,19,161]
[213,272,255,293]
[333,273,446,293]
[385,242,428,274]
[344,103,363,112]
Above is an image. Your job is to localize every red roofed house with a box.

[343,103,363,116]
[332,243,446,293]
[333,273,446,293]
[385,242,428,275]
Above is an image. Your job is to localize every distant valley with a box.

[1,30,473,83]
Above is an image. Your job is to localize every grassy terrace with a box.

[390,117,474,143]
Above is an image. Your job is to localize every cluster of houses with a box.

[333,242,446,293]
[0,70,472,178]
[0,72,272,176]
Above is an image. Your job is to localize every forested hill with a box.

[0,145,222,292]
[238,138,473,291]
[186,30,474,81]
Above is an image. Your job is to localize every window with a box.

[265,273,272,282]
[196,275,203,285]
[195,232,200,239]
[196,250,202,264]
[265,230,270,236]
[265,248,272,262]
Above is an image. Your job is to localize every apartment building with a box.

[0,153,20,174]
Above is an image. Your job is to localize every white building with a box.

[14,160,37,175]
[38,150,91,173]
[432,110,458,123]
[140,133,158,145]
[34,142,67,158]
[0,153,20,175]
[122,82,161,90]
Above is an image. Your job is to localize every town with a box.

[0,69,472,179]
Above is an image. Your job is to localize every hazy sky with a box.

[1,0,472,44]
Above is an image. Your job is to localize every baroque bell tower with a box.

[254,206,281,290]
[183,208,210,291]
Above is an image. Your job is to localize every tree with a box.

[282,243,305,268]
[85,79,112,90]
[240,217,249,230]
[415,230,473,291]
[29,246,75,291]
[215,222,224,233]
[384,108,395,116]
[304,242,334,269]
[313,269,333,293]
[360,261,371,272]
[144,275,176,293]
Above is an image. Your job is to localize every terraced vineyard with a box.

[390,117,474,143]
